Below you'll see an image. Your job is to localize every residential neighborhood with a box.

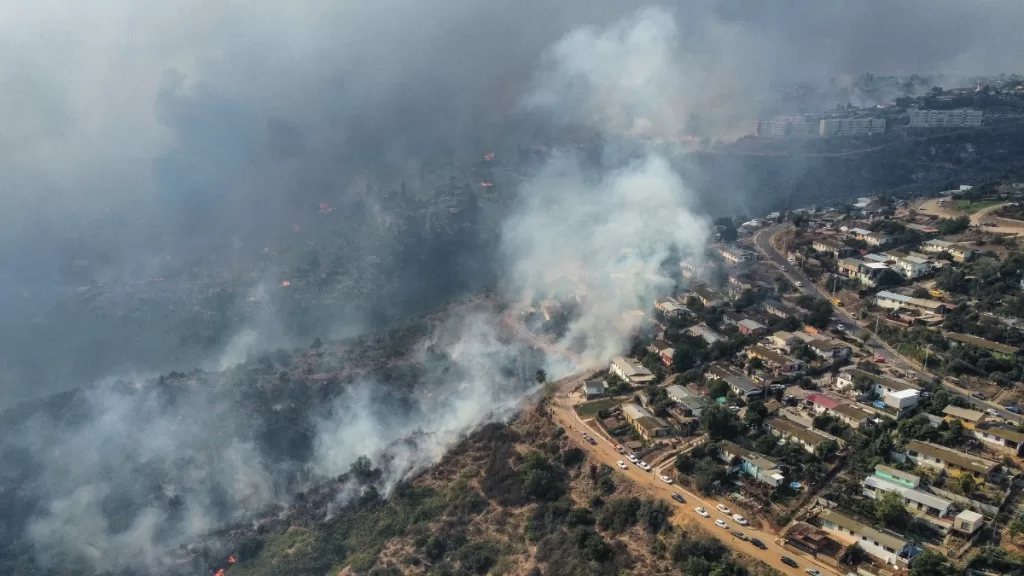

[533,181,1024,576]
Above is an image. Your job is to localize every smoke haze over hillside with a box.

[3,2,1024,574]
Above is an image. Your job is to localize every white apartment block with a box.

[818,118,887,137]
[909,109,983,128]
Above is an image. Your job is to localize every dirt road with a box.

[548,376,841,576]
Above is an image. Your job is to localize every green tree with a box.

[909,549,957,576]
[1008,516,1024,541]
[874,491,910,529]
[707,379,730,399]
[754,434,778,455]
[956,473,977,496]
[743,400,769,429]
[700,403,738,441]
[814,439,839,459]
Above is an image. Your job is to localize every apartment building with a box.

[909,108,983,128]
[609,356,656,386]
[904,440,999,479]
[764,417,833,454]
[818,510,911,565]
[819,117,887,136]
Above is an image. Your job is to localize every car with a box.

[732,531,747,541]
[695,507,710,518]
[781,557,798,568]
[627,454,638,463]
[716,504,731,515]
[715,519,729,529]
[616,460,627,470]
[580,431,588,437]
[587,437,597,446]
[806,570,822,576]
[732,514,748,525]
[836,323,844,331]
[874,355,886,363]
[986,408,1001,417]
[616,445,625,453]
[749,538,766,549]
[1007,405,1021,414]
[971,391,986,400]
[639,462,651,471]
[781,265,787,271]
[660,474,673,484]
[796,281,803,287]
[671,493,685,504]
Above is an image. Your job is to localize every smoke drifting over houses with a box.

[3,2,1024,574]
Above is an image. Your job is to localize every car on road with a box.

[732,514,748,525]
[971,391,986,400]
[750,538,766,549]
[796,281,803,287]
[1007,405,1021,414]
[874,355,886,363]
[580,431,588,438]
[587,437,597,445]
[616,445,625,454]
[616,460,627,470]
[986,408,1001,417]
[627,454,638,463]
[716,504,731,515]
[671,493,685,504]
[781,266,787,271]
[639,461,652,471]
[715,519,729,529]
[695,507,710,518]
[659,474,673,484]
[806,569,822,576]
[781,557,798,568]
[732,531,747,541]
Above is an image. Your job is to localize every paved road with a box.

[752,225,1024,425]
[548,376,840,576]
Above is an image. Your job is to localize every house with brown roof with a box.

[942,405,987,429]
[748,345,805,374]
[943,332,1019,359]
[764,417,834,454]
[817,509,911,566]
[973,422,1024,456]
[904,440,1000,479]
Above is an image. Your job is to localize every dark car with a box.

[781,557,798,568]
[971,391,986,400]
[587,437,597,446]
[1006,405,1021,414]
[732,531,747,541]
[750,538,766,549]
[671,493,685,504]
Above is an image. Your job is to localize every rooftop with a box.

[943,405,986,422]
[691,284,726,303]
[765,417,830,447]
[611,356,654,379]
[943,332,1020,355]
[841,367,920,392]
[906,440,999,475]
[818,509,907,552]
[975,422,1024,443]
[875,465,919,484]
[622,403,655,421]
[749,345,800,367]
[863,476,951,512]
[707,362,761,394]
[956,510,983,523]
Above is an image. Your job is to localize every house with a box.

[848,227,874,239]
[690,284,727,308]
[748,345,805,374]
[762,299,804,320]
[621,404,668,440]
[864,233,890,247]
[806,392,877,428]
[718,245,754,265]
[706,362,763,397]
[858,262,893,287]
[737,318,767,336]
[686,323,724,345]
[943,332,1019,359]
[942,405,987,429]
[655,297,688,318]
[953,510,984,535]
[922,239,974,262]
[904,440,999,479]
[769,330,799,351]
[874,464,920,489]
[862,475,952,519]
[863,253,892,264]
[838,257,865,276]
[764,417,833,454]
[817,509,912,565]
[875,291,952,315]
[836,368,920,411]
[666,385,705,417]
[812,238,851,257]
[891,254,933,279]
[972,422,1024,456]
[580,379,608,399]
[609,356,656,386]
[646,339,673,355]
[808,339,853,360]
[719,441,786,487]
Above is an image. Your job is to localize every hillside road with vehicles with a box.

[546,375,841,576]
[752,224,1024,424]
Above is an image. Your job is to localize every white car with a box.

[796,281,804,287]
[732,514,748,526]
[715,519,729,529]
[659,474,673,484]
[639,462,651,471]
[695,507,710,518]
[716,504,732,515]
[616,460,628,470]
[805,570,822,576]
[627,454,638,463]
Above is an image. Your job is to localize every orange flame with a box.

[214,570,225,576]
[229,556,236,564]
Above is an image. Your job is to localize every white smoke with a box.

[505,7,711,366]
